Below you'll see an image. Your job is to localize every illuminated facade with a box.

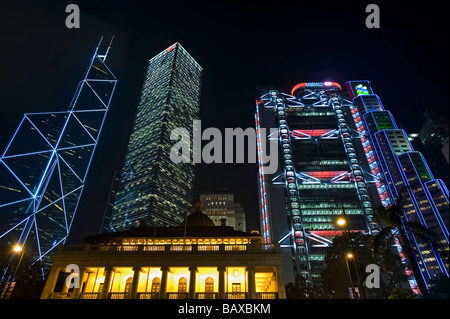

[255,79,449,293]
[108,43,202,231]
[41,211,286,299]
[347,80,449,294]
[0,38,117,278]
[255,82,381,288]
[199,190,247,232]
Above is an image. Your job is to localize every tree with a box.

[322,233,371,298]
[388,287,417,299]
[322,233,359,298]
[285,274,324,299]
[321,232,407,299]
[368,190,441,298]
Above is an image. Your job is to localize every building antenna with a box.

[98,36,115,62]
[420,98,431,115]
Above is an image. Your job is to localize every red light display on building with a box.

[291,81,342,96]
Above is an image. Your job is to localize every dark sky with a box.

[0,1,448,244]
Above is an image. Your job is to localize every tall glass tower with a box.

[347,80,448,295]
[109,43,202,231]
[256,82,380,288]
[255,80,449,294]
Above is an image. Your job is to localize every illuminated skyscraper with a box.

[256,82,381,288]
[109,43,202,231]
[255,80,449,295]
[347,80,448,295]
[0,38,117,280]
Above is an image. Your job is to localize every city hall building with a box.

[41,210,286,299]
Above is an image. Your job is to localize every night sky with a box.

[0,1,448,244]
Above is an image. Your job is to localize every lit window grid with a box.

[110,44,202,230]
[349,104,393,208]
[354,91,449,288]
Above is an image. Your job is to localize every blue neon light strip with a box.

[0,38,117,277]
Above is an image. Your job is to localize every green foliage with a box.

[321,232,408,299]
[285,274,325,299]
[369,190,443,298]
[388,287,417,299]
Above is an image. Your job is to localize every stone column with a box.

[276,266,286,299]
[61,273,69,293]
[100,266,114,299]
[217,266,226,299]
[188,266,197,299]
[247,266,256,299]
[40,266,61,299]
[159,266,169,299]
[129,266,141,299]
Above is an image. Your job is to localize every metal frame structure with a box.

[0,37,117,282]
[255,83,379,286]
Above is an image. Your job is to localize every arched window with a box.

[205,277,214,293]
[178,277,187,292]
[151,277,161,293]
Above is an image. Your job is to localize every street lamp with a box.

[0,244,25,299]
[13,245,22,253]
[336,217,346,226]
[12,245,25,278]
[345,252,357,299]
[335,207,367,299]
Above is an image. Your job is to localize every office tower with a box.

[199,190,247,232]
[255,82,381,288]
[347,80,449,295]
[0,38,117,279]
[109,43,202,231]
[234,203,247,232]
